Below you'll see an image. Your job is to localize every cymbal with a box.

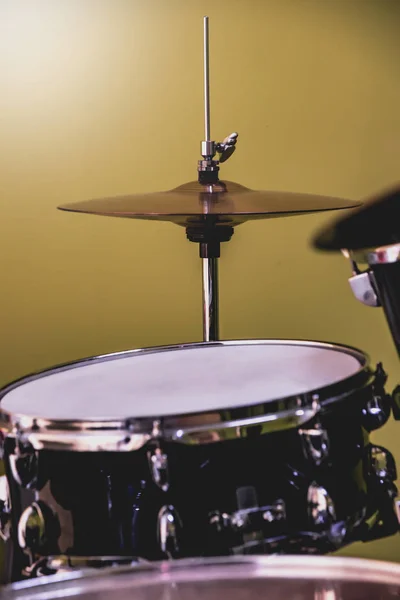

[313,184,400,251]
[58,180,360,227]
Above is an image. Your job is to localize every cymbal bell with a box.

[58,179,360,227]
[313,184,400,251]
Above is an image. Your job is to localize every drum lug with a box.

[9,440,37,489]
[209,511,232,532]
[362,364,391,432]
[262,501,286,524]
[18,501,60,555]
[348,270,380,307]
[157,505,182,558]
[0,475,11,541]
[307,482,336,527]
[370,445,397,483]
[147,445,169,492]
[298,423,329,466]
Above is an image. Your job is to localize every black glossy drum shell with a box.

[371,261,400,357]
[3,387,395,576]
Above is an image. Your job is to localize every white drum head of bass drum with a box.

[0,340,365,421]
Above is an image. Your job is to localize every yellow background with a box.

[1,0,400,563]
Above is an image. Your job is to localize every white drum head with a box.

[0,340,365,421]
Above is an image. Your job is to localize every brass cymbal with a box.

[313,184,400,251]
[58,180,360,227]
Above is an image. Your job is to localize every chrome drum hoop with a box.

[0,339,376,451]
[4,555,400,597]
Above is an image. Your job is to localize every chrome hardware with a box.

[348,270,380,307]
[370,445,397,482]
[0,341,371,451]
[172,401,320,445]
[307,482,336,527]
[328,521,348,548]
[9,441,37,488]
[210,500,286,533]
[18,502,46,551]
[299,423,329,466]
[200,132,238,164]
[0,475,11,541]
[262,501,286,524]
[148,446,169,491]
[351,243,400,266]
[151,420,163,438]
[199,18,236,169]
[31,555,143,577]
[362,396,391,431]
[18,501,59,554]
[362,364,391,432]
[201,140,215,159]
[157,505,181,557]
[216,132,238,163]
[209,511,231,532]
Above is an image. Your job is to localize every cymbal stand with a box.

[188,16,238,342]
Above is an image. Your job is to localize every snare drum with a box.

[0,340,398,582]
[3,555,400,600]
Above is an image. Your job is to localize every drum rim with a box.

[351,243,400,265]
[6,555,400,594]
[0,339,374,451]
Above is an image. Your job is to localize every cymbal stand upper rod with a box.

[202,250,219,342]
[203,16,211,142]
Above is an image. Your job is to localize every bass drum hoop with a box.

[0,339,374,451]
[5,555,400,595]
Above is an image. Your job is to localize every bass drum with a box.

[3,555,400,600]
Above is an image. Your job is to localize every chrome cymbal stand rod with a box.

[198,16,217,342]
[190,17,236,342]
[203,15,211,142]
[200,16,219,342]
[202,248,219,342]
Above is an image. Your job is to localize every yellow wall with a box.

[1,0,400,563]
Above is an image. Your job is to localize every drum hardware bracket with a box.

[298,422,329,466]
[198,133,239,185]
[348,267,381,308]
[209,499,286,534]
[157,505,182,558]
[307,482,336,527]
[147,444,169,492]
[18,500,60,557]
[369,444,397,483]
[9,448,37,490]
[21,556,57,579]
[362,363,392,432]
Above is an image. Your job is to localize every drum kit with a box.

[1,15,400,600]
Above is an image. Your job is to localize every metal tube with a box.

[202,257,219,341]
[203,16,211,141]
